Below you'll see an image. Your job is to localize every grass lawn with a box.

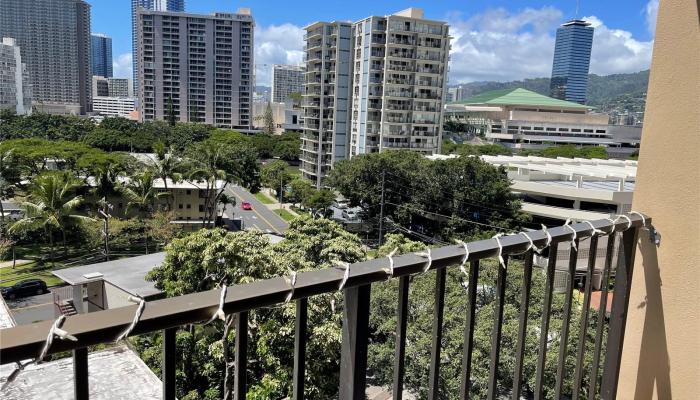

[254,191,276,205]
[286,164,302,178]
[290,206,310,217]
[274,208,297,222]
[0,261,65,287]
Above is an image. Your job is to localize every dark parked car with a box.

[1,279,48,300]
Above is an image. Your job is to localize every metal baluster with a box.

[588,234,617,400]
[512,250,534,400]
[163,328,177,400]
[339,284,371,400]
[293,298,308,400]
[234,311,248,400]
[428,267,447,400]
[73,347,89,400]
[555,239,579,399]
[487,256,508,400]
[392,276,410,400]
[601,226,640,399]
[573,236,599,397]
[534,242,559,400]
[459,260,480,399]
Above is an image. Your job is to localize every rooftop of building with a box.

[136,8,253,21]
[0,274,162,399]
[481,155,637,182]
[0,345,162,400]
[451,88,591,110]
[52,252,166,299]
[561,19,593,27]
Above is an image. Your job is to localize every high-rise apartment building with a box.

[300,21,353,188]
[550,19,594,104]
[136,9,254,129]
[0,0,92,115]
[0,38,32,115]
[92,76,134,98]
[272,65,305,103]
[300,8,450,187]
[91,33,113,78]
[131,0,185,92]
[349,8,450,156]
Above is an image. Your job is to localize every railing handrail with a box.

[0,215,646,365]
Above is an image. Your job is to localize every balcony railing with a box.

[0,215,647,400]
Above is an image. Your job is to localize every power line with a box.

[385,187,518,219]
[382,170,520,216]
[385,201,516,233]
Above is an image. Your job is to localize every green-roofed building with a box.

[452,87,590,110]
[444,88,641,159]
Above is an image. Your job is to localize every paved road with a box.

[224,185,289,235]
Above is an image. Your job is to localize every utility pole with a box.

[378,169,386,246]
[279,175,284,207]
[98,198,112,261]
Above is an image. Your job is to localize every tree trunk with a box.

[48,227,54,265]
[62,228,67,257]
[0,200,5,234]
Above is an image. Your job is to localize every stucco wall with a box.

[617,0,700,397]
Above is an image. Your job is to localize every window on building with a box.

[178,204,183,209]
[186,189,192,195]
[199,205,204,212]
[187,204,191,209]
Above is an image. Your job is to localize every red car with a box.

[241,201,252,210]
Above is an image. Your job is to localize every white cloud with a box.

[447,7,562,83]
[583,16,654,76]
[113,53,133,79]
[254,23,305,86]
[447,7,653,84]
[645,0,659,36]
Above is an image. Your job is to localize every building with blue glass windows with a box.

[549,19,594,104]
[91,33,113,77]
[131,0,185,91]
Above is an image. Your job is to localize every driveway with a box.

[224,185,289,235]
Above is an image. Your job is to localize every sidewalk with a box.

[260,189,301,216]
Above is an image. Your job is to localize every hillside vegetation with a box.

[453,70,649,107]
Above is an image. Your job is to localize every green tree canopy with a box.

[260,160,292,197]
[143,217,365,399]
[327,150,526,239]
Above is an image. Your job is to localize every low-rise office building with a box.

[445,88,642,158]
[481,154,637,289]
[92,96,137,118]
[92,76,133,98]
[252,101,303,133]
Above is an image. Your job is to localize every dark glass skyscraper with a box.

[550,20,594,104]
[91,33,113,77]
[131,0,185,91]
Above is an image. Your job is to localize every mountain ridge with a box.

[451,70,649,107]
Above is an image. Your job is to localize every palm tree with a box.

[0,149,17,233]
[150,142,183,210]
[218,193,235,222]
[120,170,168,254]
[187,143,235,227]
[121,170,169,215]
[9,172,92,263]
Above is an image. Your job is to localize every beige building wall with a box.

[617,0,700,397]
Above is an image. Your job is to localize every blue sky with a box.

[92,0,658,84]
